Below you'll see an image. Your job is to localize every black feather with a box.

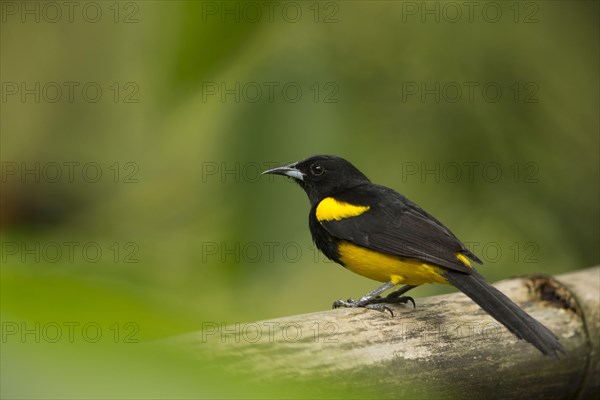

[444,269,566,358]
[320,184,480,273]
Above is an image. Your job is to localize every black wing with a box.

[319,184,481,274]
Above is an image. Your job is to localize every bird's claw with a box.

[332,298,358,309]
[332,299,395,316]
[332,292,416,316]
[369,293,416,308]
[365,303,395,316]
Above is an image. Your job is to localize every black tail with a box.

[444,269,565,359]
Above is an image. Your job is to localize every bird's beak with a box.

[262,162,304,181]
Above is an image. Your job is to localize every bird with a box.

[263,154,565,358]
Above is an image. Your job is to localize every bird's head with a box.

[263,155,370,204]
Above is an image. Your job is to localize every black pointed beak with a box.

[262,162,304,181]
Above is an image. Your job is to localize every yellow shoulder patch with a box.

[316,197,370,222]
[456,253,473,268]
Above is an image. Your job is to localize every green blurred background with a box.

[1,1,598,398]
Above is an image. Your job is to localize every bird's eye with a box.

[310,163,324,176]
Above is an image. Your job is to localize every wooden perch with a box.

[171,267,599,399]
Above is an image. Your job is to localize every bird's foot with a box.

[332,298,395,316]
[370,293,416,308]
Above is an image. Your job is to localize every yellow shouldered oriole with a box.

[263,155,564,358]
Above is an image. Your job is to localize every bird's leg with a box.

[332,281,395,309]
[333,283,419,316]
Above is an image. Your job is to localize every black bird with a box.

[263,154,565,358]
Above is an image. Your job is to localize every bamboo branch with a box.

[170,267,599,399]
